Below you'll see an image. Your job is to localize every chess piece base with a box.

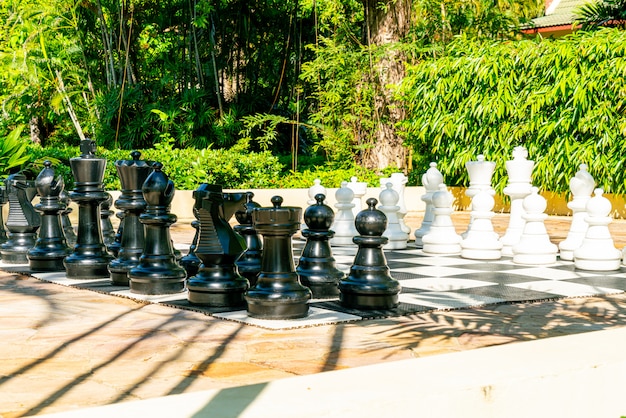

[339,291,399,310]
[187,266,249,307]
[129,264,187,295]
[246,299,309,320]
[0,233,37,264]
[28,257,66,272]
[460,248,502,260]
[64,255,112,279]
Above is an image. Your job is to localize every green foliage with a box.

[0,125,30,175]
[275,163,399,188]
[398,29,626,194]
[575,0,626,29]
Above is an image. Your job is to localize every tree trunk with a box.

[362,0,411,171]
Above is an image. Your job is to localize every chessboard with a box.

[3,241,626,330]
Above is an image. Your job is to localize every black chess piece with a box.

[179,184,209,278]
[0,182,7,246]
[0,171,40,264]
[338,198,401,309]
[107,211,124,257]
[128,162,186,295]
[100,192,116,247]
[108,151,153,285]
[296,193,344,298]
[64,139,113,279]
[59,191,77,247]
[27,161,71,271]
[234,192,262,286]
[187,184,249,306]
[245,196,311,319]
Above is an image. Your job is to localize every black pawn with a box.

[179,219,201,277]
[0,183,7,246]
[338,198,401,309]
[0,171,40,264]
[234,192,262,286]
[296,193,344,298]
[187,185,249,306]
[64,139,113,279]
[100,192,116,247]
[27,161,71,271]
[245,196,311,319]
[128,162,186,295]
[108,151,153,285]
[108,211,124,258]
[59,191,77,247]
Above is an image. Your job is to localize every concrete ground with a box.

[2,213,626,417]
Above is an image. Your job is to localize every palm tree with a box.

[575,0,626,29]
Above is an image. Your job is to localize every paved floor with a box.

[2,213,626,417]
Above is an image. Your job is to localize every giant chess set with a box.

[2,140,626,329]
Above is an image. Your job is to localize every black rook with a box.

[245,196,311,319]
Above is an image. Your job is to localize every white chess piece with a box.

[574,188,622,271]
[414,162,444,247]
[500,146,534,256]
[347,176,367,218]
[558,164,595,261]
[461,189,502,260]
[330,182,358,246]
[389,173,411,235]
[512,187,558,265]
[422,184,462,255]
[379,183,409,250]
[462,154,496,239]
[308,178,326,205]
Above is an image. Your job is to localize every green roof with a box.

[530,0,592,28]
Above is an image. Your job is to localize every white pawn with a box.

[347,176,367,218]
[308,178,326,205]
[500,146,535,256]
[558,164,595,261]
[512,187,557,265]
[574,188,622,271]
[379,183,409,250]
[414,162,444,247]
[461,190,502,260]
[462,154,496,239]
[384,173,410,235]
[422,184,462,255]
[330,182,358,246]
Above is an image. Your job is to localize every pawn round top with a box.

[142,162,175,207]
[304,193,334,230]
[335,181,355,203]
[587,188,612,217]
[379,183,399,207]
[235,192,259,225]
[432,184,453,208]
[522,187,547,214]
[472,189,495,212]
[355,198,387,236]
[308,178,326,200]
[271,195,283,208]
[131,150,141,160]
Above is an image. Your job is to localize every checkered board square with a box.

[4,240,626,330]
